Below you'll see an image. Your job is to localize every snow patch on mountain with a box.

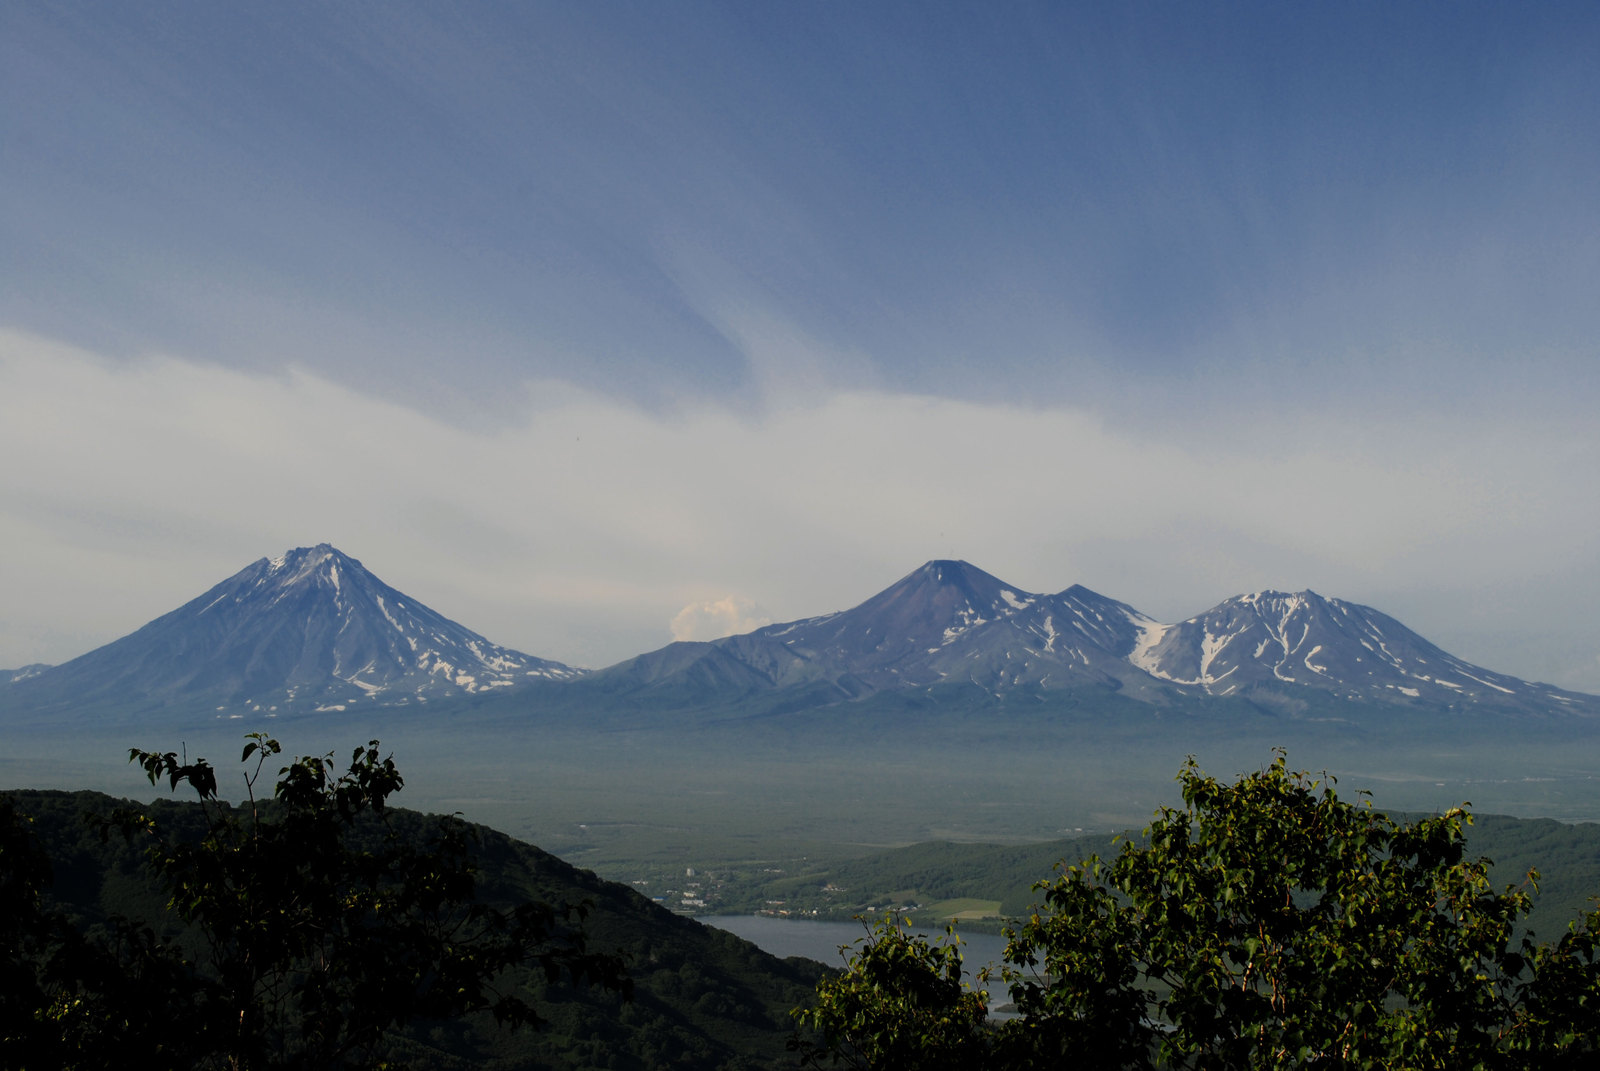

[1127,616,1171,677]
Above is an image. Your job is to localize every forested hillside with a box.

[5,786,824,1070]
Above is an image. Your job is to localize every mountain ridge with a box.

[571,560,1599,721]
[4,549,1596,724]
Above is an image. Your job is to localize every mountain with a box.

[1129,590,1587,716]
[6,663,51,683]
[569,561,1170,714]
[6,552,1597,729]
[2,545,580,721]
[741,560,1156,694]
[570,562,1600,722]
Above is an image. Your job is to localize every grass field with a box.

[918,898,1004,921]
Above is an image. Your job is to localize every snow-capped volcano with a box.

[1127,589,1577,714]
[4,545,580,719]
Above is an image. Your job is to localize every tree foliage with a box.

[2,790,216,1068]
[795,753,1600,1070]
[5,735,629,1070]
[791,914,988,1071]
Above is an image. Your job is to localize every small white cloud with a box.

[669,597,772,643]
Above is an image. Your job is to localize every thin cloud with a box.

[1,327,1596,691]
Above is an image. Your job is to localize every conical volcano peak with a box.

[867,560,1036,622]
[263,543,355,582]
[5,545,581,720]
[897,559,1039,601]
[906,559,1005,588]
[227,545,379,617]
[917,559,981,575]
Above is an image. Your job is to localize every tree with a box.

[793,753,1600,1070]
[790,913,989,1071]
[1,792,73,1063]
[61,734,630,1070]
[2,792,212,1069]
[1506,904,1600,1065]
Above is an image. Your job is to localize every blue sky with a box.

[3,2,1598,690]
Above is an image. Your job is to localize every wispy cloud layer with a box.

[3,5,1597,694]
[4,329,1596,691]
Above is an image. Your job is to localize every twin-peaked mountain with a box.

[3,545,580,720]
[4,549,1596,723]
[582,561,1169,709]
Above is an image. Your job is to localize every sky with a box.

[3,1,1599,691]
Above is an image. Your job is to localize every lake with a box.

[699,914,1012,985]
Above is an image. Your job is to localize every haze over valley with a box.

[6,545,1598,862]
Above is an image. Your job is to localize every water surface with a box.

[700,914,1010,983]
